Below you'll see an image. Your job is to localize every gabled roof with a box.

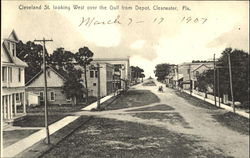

[192,64,212,72]
[2,30,28,67]
[25,66,67,86]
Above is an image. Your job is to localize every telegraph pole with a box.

[97,63,101,110]
[217,68,221,107]
[188,64,192,95]
[34,38,53,144]
[228,53,235,113]
[213,54,217,106]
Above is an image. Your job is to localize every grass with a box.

[127,104,175,111]
[13,115,67,127]
[41,118,226,158]
[27,97,97,114]
[16,116,92,158]
[212,112,249,135]
[106,90,160,110]
[175,91,219,110]
[3,129,39,148]
[133,112,191,128]
[175,90,249,135]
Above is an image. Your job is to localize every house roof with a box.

[25,66,67,86]
[2,30,28,67]
[192,64,213,72]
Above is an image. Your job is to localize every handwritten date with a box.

[79,15,208,27]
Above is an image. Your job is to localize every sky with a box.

[2,1,249,78]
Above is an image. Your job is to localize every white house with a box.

[25,66,75,105]
[1,30,28,122]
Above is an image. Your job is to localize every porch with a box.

[2,92,26,123]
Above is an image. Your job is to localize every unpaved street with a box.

[43,80,249,158]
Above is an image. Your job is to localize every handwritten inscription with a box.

[79,15,208,27]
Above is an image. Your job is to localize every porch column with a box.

[23,92,26,114]
[14,93,17,116]
[7,95,10,119]
[3,96,7,119]
[10,94,13,119]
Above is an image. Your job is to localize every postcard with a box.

[1,0,249,158]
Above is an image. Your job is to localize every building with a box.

[79,61,114,97]
[165,65,177,88]
[25,66,75,105]
[93,58,130,90]
[177,61,214,90]
[1,30,28,121]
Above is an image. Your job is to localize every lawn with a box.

[105,90,160,110]
[127,104,175,111]
[212,112,250,135]
[26,97,97,114]
[3,129,39,148]
[132,112,191,129]
[175,90,249,135]
[41,118,225,158]
[13,115,67,127]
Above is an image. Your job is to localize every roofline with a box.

[93,58,129,61]
[25,66,66,86]
[192,64,212,72]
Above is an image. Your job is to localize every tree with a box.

[62,69,85,105]
[140,73,145,82]
[49,47,75,71]
[154,63,171,81]
[74,47,94,103]
[197,48,249,104]
[130,66,145,83]
[16,41,44,82]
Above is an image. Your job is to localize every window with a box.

[7,42,10,51]
[90,70,94,78]
[8,67,12,82]
[50,92,55,101]
[12,43,15,57]
[47,70,51,78]
[195,71,199,77]
[39,92,44,101]
[2,67,7,82]
[95,71,98,78]
[66,96,71,102]
[93,83,96,86]
[18,68,21,82]
[16,93,20,102]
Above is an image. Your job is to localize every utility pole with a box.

[97,63,101,110]
[34,38,53,144]
[213,54,217,106]
[228,53,235,113]
[217,68,221,107]
[188,64,192,95]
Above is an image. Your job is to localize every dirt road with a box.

[52,80,249,158]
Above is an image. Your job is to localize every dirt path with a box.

[75,81,249,158]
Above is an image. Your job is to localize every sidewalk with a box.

[2,93,118,157]
[82,92,118,111]
[182,90,249,119]
[3,116,80,158]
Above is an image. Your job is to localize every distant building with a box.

[78,61,114,97]
[165,64,177,88]
[1,30,28,121]
[93,58,130,90]
[25,66,75,105]
[177,61,214,90]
